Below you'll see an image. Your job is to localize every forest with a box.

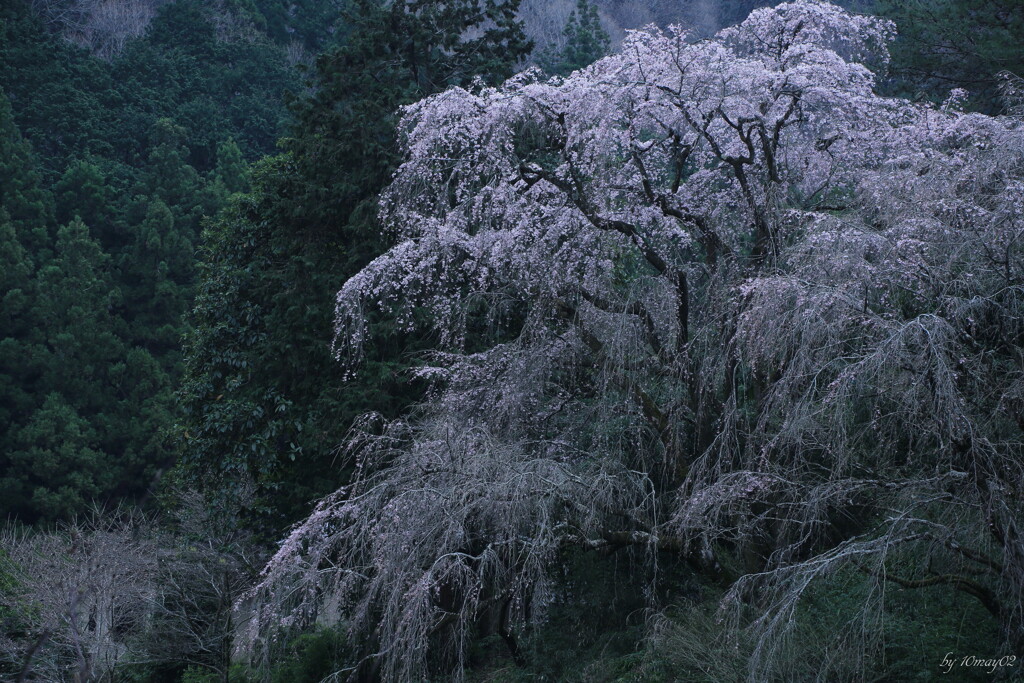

[0,0,1022,680]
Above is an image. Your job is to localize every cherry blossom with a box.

[253,3,1024,678]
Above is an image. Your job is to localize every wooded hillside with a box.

[1,1,1021,680]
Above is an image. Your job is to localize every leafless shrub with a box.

[208,0,264,44]
[999,71,1024,116]
[284,40,312,70]
[31,0,162,59]
[143,489,261,683]
[0,508,159,682]
[520,0,621,55]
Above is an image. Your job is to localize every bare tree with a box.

[30,0,162,59]
[142,489,261,683]
[0,508,158,682]
[0,493,265,682]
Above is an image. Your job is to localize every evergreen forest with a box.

[1,0,1022,680]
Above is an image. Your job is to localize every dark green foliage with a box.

[0,0,304,523]
[0,0,310,521]
[0,2,122,181]
[462,562,1001,682]
[176,151,422,529]
[176,0,532,530]
[142,119,205,224]
[874,0,1024,112]
[121,199,193,355]
[0,211,171,521]
[632,568,1001,682]
[7,394,110,521]
[473,550,662,682]
[0,92,52,255]
[176,628,350,683]
[54,159,115,242]
[0,0,299,180]
[540,0,610,76]
[110,0,298,168]
[177,169,312,506]
[0,210,37,515]
[267,628,352,683]
[33,217,122,407]
[247,0,346,50]
[214,139,252,197]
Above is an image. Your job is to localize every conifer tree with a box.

[0,211,37,514]
[0,91,53,257]
[8,393,110,521]
[0,211,33,332]
[178,0,532,529]
[0,213,172,522]
[213,138,250,196]
[875,0,1024,112]
[540,0,610,76]
[0,0,303,523]
[142,119,205,236]
[3,218,122,520]
[34,217,121,401]
[54,159,115,246]
[123,199,193,355]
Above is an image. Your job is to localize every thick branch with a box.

[519,163,670,275]
[859,565,1003,619]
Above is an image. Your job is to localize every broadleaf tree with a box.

[251,2,1024,679]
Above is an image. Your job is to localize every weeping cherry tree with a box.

[250,1,1024,678]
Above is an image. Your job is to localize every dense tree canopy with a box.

[0,0,290,523]
[875,0,1024,113]
[3,0,1024,679]
[176,0,532,529]
[253,2,1024,679]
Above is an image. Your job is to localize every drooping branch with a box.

[269,5,1024,679]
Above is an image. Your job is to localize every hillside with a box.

[1,1,1021,680]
